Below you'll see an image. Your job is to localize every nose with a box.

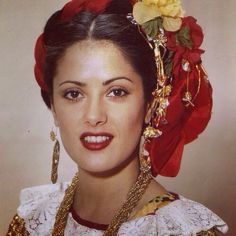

[84,97,107,127]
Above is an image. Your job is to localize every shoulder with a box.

[155,195,228,235]
[17,182,69,235]
[118,195,228,236]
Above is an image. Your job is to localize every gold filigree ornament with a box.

[139,136,152,173]
[130,1,185,139]
[143,34,172,140]
[143,125,163,139]
[181,60,205,108]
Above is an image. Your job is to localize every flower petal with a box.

[163,17,182,32]
[133,2,161,25]
[160,4,183,17]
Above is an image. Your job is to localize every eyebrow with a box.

[103,77,133,85]
[59,77,133,87]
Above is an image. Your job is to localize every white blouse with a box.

[17,182,228,236]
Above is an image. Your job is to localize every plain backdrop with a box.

[0,0,235,235]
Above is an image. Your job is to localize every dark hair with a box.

[41,0,156,109]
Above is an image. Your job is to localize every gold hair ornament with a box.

[128,0,207,139]
[144,30,172,139]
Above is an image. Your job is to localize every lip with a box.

[80,132,114,151]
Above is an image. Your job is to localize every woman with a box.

[7,0,228,235]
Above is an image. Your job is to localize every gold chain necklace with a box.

[52,167,152,236]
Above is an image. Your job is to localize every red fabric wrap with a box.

[60,0,111,21]
[148,70,212,177]
[34,34,47,91]
[147,17,212,176]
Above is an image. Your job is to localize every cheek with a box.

[54,106,79,140]
[117,98,145,138]
[55,110,81,161]
[117,102,145,161]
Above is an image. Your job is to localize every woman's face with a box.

[52,40,146,175]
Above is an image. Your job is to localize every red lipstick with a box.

[80,132,113,151]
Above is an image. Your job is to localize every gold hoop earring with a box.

[50,129,60,184]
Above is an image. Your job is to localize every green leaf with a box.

[164,50,174,77]
[176,26,192,49]
[142,17,163,38]
[166,50,174,61]
[165,61,173,77]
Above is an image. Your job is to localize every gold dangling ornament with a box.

[50,129,60,184]
[144,36,172,141]
[139,136,152,174]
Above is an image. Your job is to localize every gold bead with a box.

[50,131,56,142]
[183,91,192,102]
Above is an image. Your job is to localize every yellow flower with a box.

[133,0,184,32]
[143,0,183,17]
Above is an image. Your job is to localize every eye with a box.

[107,88,129,98]
[63,89,83,101]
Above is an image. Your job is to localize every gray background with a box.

[0,0,235,235]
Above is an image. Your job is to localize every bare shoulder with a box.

[143,179,168,201]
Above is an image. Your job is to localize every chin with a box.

[77,155,136,177]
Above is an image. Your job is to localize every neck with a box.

[73,156,140,224]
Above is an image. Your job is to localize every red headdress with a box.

[132,1,212,176]
[34,0,212,177]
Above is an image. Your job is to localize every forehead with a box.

[54,40,141,83]
[62,39,122,61]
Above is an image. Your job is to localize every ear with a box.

[51,103,59,127]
